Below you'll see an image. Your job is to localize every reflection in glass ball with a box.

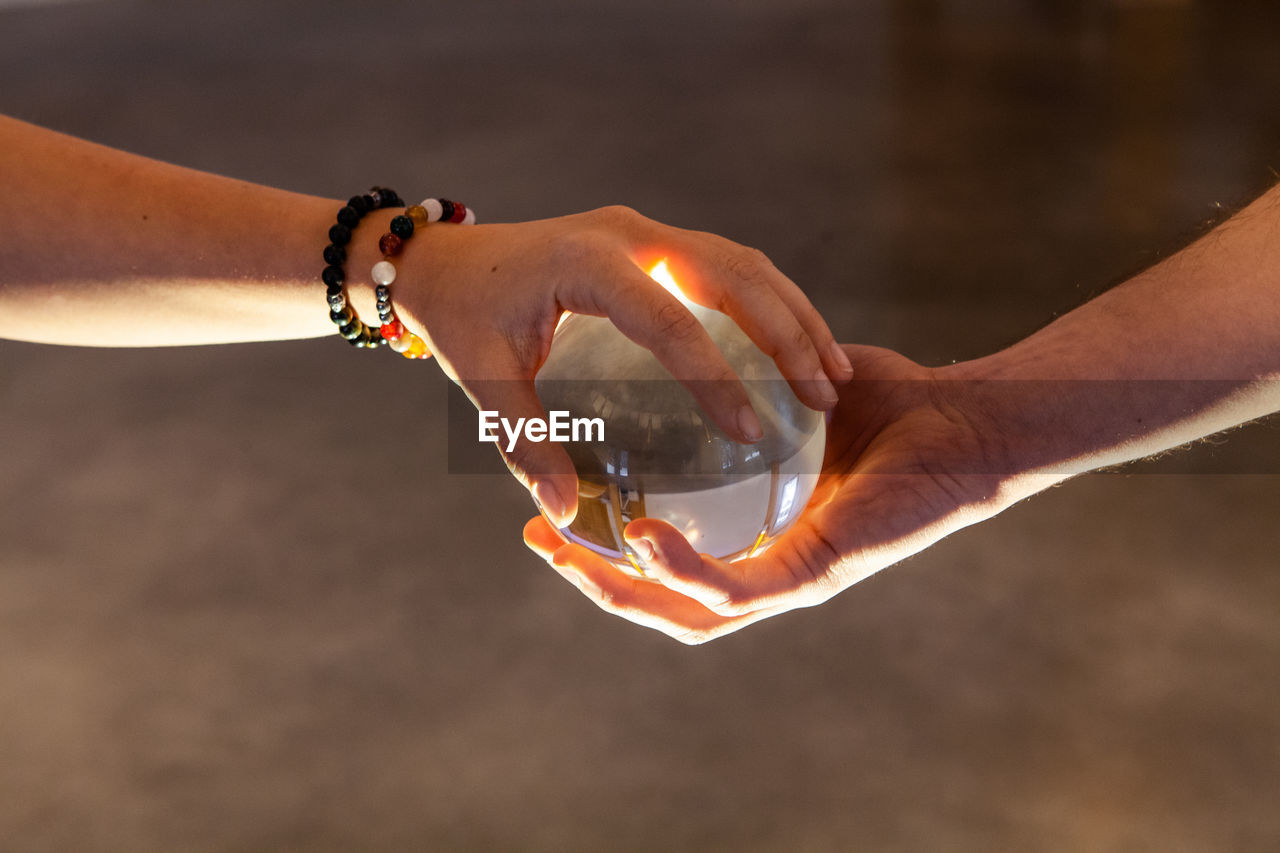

[534,262,825,578]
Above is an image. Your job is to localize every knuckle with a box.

[723,246,772,283]
[502,439,541,480]
[652,299,701,342]
[549,229,605,269]
[789,324,812,354]
[764,324,812,362]
[593,204,641,228]
[713,361,741,385]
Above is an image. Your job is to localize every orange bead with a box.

[404,335,429,359]
[406,205,430,227]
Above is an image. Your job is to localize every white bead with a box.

[462,207,476,226]
[388,332,413,353]
[422,198,444,223]
[371,261,397,286]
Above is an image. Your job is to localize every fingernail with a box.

[737,404,764,442]
[829,340,854,377]
[533,480,568,527]
[814,369,839,406]
[627,535,655,562]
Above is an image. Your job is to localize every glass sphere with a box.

[534,278,825,577]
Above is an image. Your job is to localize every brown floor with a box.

[1,1,1278,851]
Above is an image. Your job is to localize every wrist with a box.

[324,194,475,357]
[940,342,1262,505]
[935,356,1080,507]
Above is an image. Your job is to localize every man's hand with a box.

[523,345,1018,643]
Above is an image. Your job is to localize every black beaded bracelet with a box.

[321,186,404,348]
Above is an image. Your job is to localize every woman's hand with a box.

[0,120,849,528]
[521,345,1019,643]
[379,205,853,525]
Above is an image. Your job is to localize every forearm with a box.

[0,115,387,346]
[953,183,1280,497]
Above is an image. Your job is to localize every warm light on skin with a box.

[647,258,696,308]
[555,258,694,332]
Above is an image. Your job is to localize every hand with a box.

[522,344,1018,643]
[386,205,853,524]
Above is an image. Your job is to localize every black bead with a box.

[336,205,360,228]
[323,244,346,265]
[330,305,354,326]
[321,265,345,287]
[390,215,414,238]
[329,223,351,246]
[326,283,344,298]
[348,195,371,215]
[438,199,455,222]
[339,319,364,339]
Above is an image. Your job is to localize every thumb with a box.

[623,518,749,614]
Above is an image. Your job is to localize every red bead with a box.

[379,233,403,256]
[380,319,405,340]
[449,202,467,224]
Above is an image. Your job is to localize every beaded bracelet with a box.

[322,186,404,348]
[371,197,476,360]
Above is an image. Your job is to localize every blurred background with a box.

[1,0,1278,850]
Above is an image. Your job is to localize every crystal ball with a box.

[534,269,825,577]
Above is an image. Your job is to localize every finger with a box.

[622,518,757,616]
[734,257,854,384]
[661,247,840,410]
[462,365,579,527]
[579,207,849,395]
[522,515,566,560]
[557,260,765,444]
[620,218,849,401]
[624,517,833,617]
[618,517,740,614]
[546,541,780,645]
